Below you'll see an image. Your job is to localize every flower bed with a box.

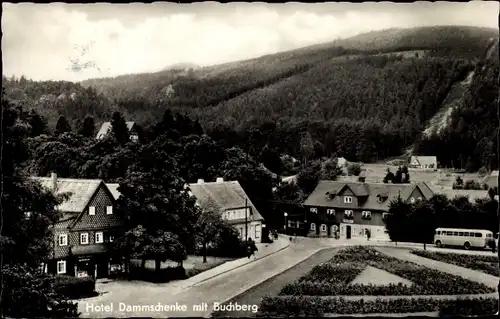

[278,246,493,296]
[258,296,498,317]
[411,250,499,277]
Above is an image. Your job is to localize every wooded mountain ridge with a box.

[3,25,499,172]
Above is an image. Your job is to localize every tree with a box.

[260,145,282,176]
[347,163,362,176]
[299,132,314,167]
[78,116,96,138]
[383,168,395,183]
[111,111,129,144]
[321,158,343,180]
[384,196,413,242]
[297,162,321,194]
[195,201,225,263]
[27,110,48,137]
[54,116,72,135]
[0,89,78,317]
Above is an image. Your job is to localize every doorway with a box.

[346,225,351,239]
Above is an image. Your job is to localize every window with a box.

[344,210,353,218]
[410,197,416,204]
[58,234,68,246]
[458,232,464,236]
[377,197,384,203]
[89,206,96,215]
[288,220,295,228]
[446,231,453,235]
[464,232,470,237]
[362,211,371,219]
[310,223,316,231]
[436,231,441,235]
[106,206,113,215]
[382,212,389,221]
[95,232,103,243]
[57,260,66,274]
[344,196,353,204]
[475,233,483,238]
[327,209,336,215]
[310,207,318,213]
[105,234,115,243]
[320,224,327,232]
[255,225,261,238]
[418,197,423,201]
[453,232,458,236]
[80,233,89,245]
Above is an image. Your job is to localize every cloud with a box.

[2,2,498,82]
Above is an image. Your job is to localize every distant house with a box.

[337,157,348,167]
[31,173,124,278]
[482,170,499,188]
[96,121,138,141]
[409,156,437,170]
[300,181,434,240]
[187,177,265,242]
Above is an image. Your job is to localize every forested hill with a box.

[3,25,499,172]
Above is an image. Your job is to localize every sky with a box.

[2,1,498,82]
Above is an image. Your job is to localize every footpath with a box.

[170,236,291,291]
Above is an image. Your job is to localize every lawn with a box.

[410,250,499,277]
[259,246,496,316]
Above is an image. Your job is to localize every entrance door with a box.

[346,225,351,239]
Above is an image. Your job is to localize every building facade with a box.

[298,181,434,240]
[96,121,138,141]
[32,174,124,278]
[409,156,438,170]
[187,178,265,242]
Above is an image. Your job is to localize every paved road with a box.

[212,248,339,317]
[79,240,324,318]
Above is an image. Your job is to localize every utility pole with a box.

[245,197,248,241]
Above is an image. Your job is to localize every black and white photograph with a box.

[1,1,499,318]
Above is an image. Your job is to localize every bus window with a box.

[446,231,453,235]
[459,232,464,236]
[486,233,492,238]
[464,232,470,236]
[453,232,458,236]
[475,233,483,237]
[435,230,440,235]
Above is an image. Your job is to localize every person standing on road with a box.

[247,237,258,259]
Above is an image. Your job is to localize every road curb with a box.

[184,240,291,288]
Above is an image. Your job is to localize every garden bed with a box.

[257,296,498,317]
[279,246,494,296]
[411,250,499,277]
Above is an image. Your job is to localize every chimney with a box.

[51,172,57,191]
[216,177,224,183]
[197,179,204,184]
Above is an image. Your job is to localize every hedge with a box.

[258,296,499,317]
[129,265,188,283]
[411,249,499,277]
[279,246,494,296]
[52,275,96,299]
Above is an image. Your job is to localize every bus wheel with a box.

[464,242,471,250]
[435,240,442,247]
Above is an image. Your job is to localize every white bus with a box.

[434,228,494,250]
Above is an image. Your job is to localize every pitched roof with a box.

[31,177,102,213]
[430,187,491,203]
[304,181,434,211]
[188,180,264,221]
[96,121,135,139]
[411,156,437,166]
[106,183,121,200]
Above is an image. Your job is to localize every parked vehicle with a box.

[434,228,494,250]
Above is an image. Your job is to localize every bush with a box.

[128,265,188,283]
[411,250,498,277]
[258,296,498,316]
[478,167,488,178]
[52,275,96,299]
[464,179,481,190]
[347,163,362,176]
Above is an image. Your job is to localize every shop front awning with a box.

[71,244,108,256]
